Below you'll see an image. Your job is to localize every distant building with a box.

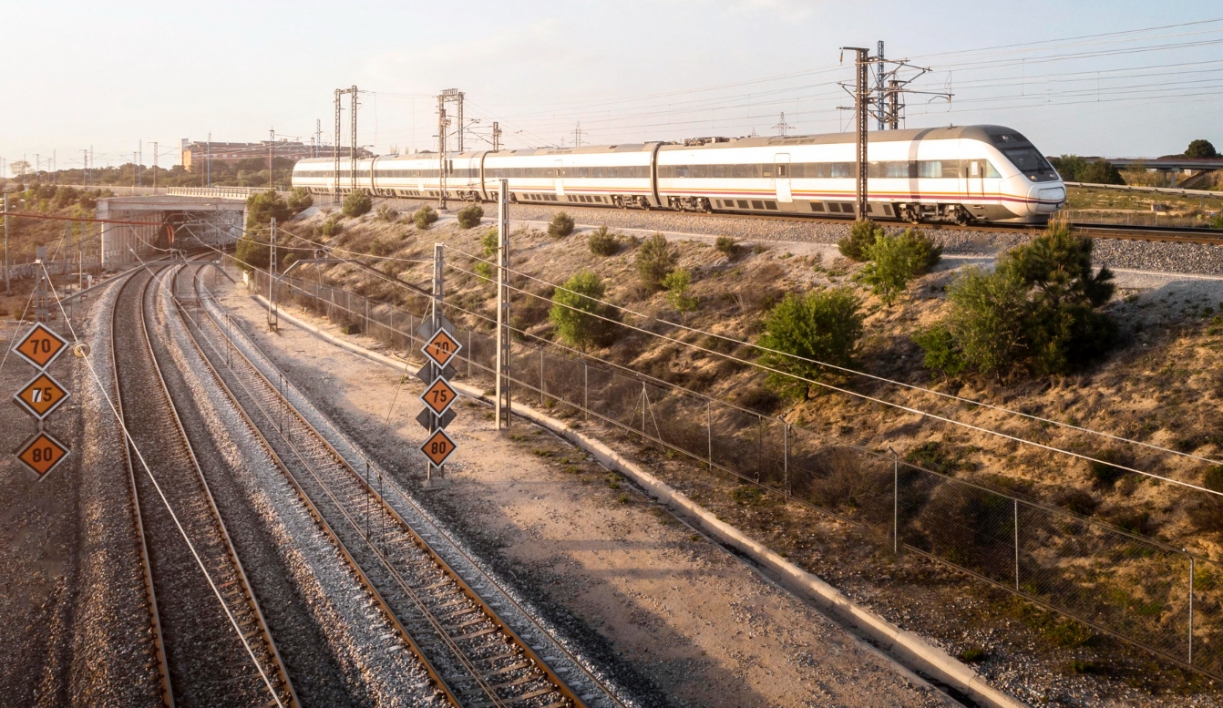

[179,139,374,172]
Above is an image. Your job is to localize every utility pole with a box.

[350,85,358,192]
[132,152,137,188]
[438,100,449,209]
[876,41,886,131]
[772,112,794,137]
[152,141,158,193]
[269,128,274,191]
[83,149,89,186]
[268,217,277,329]
[494,179,511,430]
[138,141,143,187]
[572,121,584,148]
[334,89,342,204]
[315,119,322,158]
[492,121,502,152]
[840,47,871,218]
[206,133,212,187]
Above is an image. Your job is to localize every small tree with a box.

[1186,139,1219,159]
[234,234,270,271]
[287,187,313,212]
[549,271,617,350]
[858,229,942,306]
[245,190,291,231]
[548,211,575,238]
[663,268,698,312]
[375,204,399,222]
[1078,160,1124,185]
[635,233,677,290]
[759,288,863,399]
[481,227,499,257]
[343,189,373,217]
[321,216,343,237]
[838,219,883,261]
[414,205,439,229]
[588,226,620,256]
[457,204,484,228]
[1049,155,1088,182]
[935,267,1030,378]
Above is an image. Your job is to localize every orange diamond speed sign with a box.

[14,371,70,420]
[14,323,68,370]
[420,377,458,416]
[15,430,69,478]
[420,428,457,467]
[421,329,461,368]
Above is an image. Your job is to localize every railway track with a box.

[112,264,298,708]
[172,261,587,708]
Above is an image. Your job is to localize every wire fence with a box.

[243,260,1223,678]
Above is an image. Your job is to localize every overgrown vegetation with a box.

[342,189,373,218]
[481,227,499,257]
[457,204,484,229]
[1049,155,1124,185]
[375,204,399,222]
[587,226,621,256]
[917,220,1116,379]
[548,211,575,238]
[635,233,678,290]
[715,235,739,258]
[758,288,863,399]
[858,229,942,305]
[414,205,439,229]
[287,187,313,212]
[549,271,618,350]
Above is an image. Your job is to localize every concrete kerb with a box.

[249,292,1029,708]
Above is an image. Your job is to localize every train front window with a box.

[1003,148,1058,181]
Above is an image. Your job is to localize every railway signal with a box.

[420,377,458,417]
[420,428,458,467]
[415,243,457,489]
[422,328,461,369]
[14,371,70,420]
[14,430,69,479]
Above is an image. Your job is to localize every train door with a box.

[964,160,984,198]
[555,159,565,198]
[775,154,792,203]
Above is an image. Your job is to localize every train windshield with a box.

[1003,147,1059,181]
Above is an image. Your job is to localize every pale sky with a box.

[3,1,1222,172]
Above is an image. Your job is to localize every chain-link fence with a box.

[243,261,1223,678]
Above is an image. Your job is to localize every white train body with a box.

[293,125,1065,224]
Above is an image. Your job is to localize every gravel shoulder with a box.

[213,275,951,708]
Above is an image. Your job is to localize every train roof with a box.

[659,125,1027,151]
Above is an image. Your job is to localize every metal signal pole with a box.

[268,218,277,330]
[494,179,511,430]
[876,41,886,131]
[334,89,342,204]
[350,85,358,192]
[492,121,502,152]
[438,100,448,209]
[841,47,871,219]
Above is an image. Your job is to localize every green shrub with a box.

[1089,450,1128,490]
[414,205,438,229]
[374,204,399,222]
[548,211,575,238]
[917,220,1116,379]
[635,233,678,290]
[837,219,883,261]
[715,235,738,258]
[663,268,698,312]
[287,187,313,212]
[457,204,484,228]
[473,261,493,280]
[245,190,291,231]
[758,288,863,400]
[859,228,943,305]
[342,189,373,217]
[1186,139,1218,159]
[481,227,499,257]
[234,234,269,271]
[321,217,342,237]
[1078,160,1124,186]
[587,226,620,256]
[549,271,618,350]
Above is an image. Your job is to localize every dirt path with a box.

[211,272,949,708]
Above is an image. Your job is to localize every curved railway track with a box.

[172,261,587,708]
[112,264,298,708]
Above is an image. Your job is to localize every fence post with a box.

[467,330,472,377]
[539,348,545,406]
[893,451,899,555]
[1190,553,1195,665]
[583,361,589,421]
[706,399,713,468]
[364,295,369,331]
[1014,498,1020,592]
[783,419,790,496]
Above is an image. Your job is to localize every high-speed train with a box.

[292,125,1066,224]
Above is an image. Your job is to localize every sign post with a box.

[414,243,459,489]
[11,321,72,480]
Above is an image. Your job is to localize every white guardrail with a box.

[166,187,271,200]
[1066,181,1223,198]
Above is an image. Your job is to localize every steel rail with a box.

[110,271,174,708]
[113,264,299,707]
[183,263,585,708]
[169,261,463,706]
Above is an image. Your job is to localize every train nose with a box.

[1030,183,1066,214]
